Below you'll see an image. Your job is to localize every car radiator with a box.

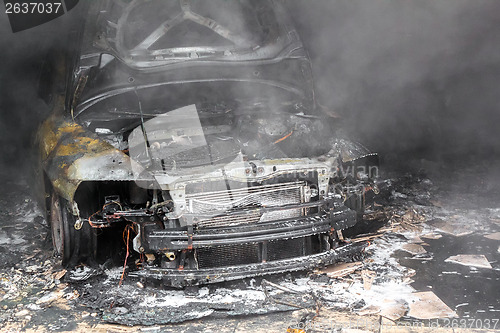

[196,237,310,268]
[185,181,310,229]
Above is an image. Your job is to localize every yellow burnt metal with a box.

[263,158,303,165]
[51,177,79,202]
[56,136,103,157]
[38,112,126,202]
[38,115,59,162]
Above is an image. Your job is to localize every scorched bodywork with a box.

[36,0,378,287]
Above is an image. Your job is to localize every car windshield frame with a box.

[90,0,294,68]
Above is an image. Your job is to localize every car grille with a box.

[197,243,260,268]
[185,181,308,228]
[196,237,314,268]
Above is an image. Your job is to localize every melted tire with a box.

[49,192,97,265]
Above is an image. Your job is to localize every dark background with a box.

[1,0,499,171]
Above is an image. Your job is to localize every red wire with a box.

[119,225,131,286]
[273,129,294,144]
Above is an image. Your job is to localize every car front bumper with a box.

[129,241,368,287]
[140,205,357,251]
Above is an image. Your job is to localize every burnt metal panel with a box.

[129,241,368,287]
[38,113,147,201]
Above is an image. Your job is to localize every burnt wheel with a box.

[49,193,97,265]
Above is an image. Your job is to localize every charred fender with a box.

[38,114,143,202]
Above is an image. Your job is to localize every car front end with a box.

[37,0,379,287]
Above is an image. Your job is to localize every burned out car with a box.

[37,0,378,287]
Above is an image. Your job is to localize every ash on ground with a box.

[1,161,500,331]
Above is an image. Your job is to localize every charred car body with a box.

[37,0,378,287]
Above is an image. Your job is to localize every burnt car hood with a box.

[82,0,304,68]
[71,0,314,119]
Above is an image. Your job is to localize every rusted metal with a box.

[38,113,143,202]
